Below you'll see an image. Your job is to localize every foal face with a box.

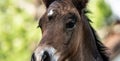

[32,1,82,61]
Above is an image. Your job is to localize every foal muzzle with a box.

[31,46,60,61]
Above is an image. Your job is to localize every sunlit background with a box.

[0,0,120,61]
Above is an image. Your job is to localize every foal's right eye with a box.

[66,19,76,30]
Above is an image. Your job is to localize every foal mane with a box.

[89,20,109,61]
[71,0,109,61]
[81,8,109,61]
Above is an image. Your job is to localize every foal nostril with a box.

[31,53,36,61]
[41,51,50,61]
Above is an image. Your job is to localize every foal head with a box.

[31,0,109,61]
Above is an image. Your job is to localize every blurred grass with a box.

[0,0,42,61]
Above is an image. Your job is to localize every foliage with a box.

[87,0,112,29]
[0,0,42,61]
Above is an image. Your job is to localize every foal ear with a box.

[71,0,88,10]
[42,0,55,8]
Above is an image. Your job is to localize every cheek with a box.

[63,30,73,45]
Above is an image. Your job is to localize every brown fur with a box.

[33,0,109,61]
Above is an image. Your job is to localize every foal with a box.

[31,0,109,61]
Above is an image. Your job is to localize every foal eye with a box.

[66,19,76,30]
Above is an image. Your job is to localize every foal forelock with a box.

[47,0,77,14]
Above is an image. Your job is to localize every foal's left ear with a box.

[71,0,88,10]
[42,0,55,8]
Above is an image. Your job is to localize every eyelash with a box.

[66,19,76,30]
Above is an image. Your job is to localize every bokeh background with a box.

[0,0,120,61]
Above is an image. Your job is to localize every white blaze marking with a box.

[48,9,54,16]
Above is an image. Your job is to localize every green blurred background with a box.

[0,0,42,61]
[0,0,119,61]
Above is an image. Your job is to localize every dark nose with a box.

[31,51,51,61]
[41,51,50,61]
